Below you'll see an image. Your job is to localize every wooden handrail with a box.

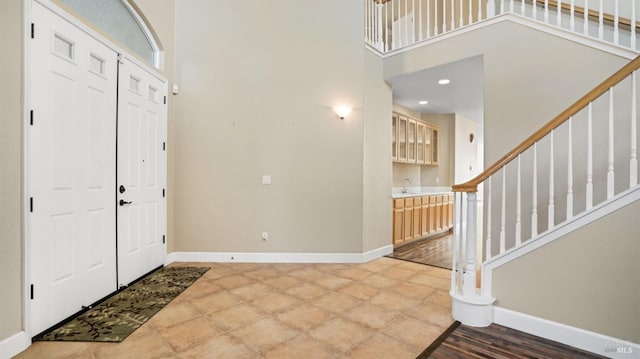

[535,0,640,30]
[453,55,640,193]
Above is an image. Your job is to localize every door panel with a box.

[117,56,167,286]
[29,2,118,335]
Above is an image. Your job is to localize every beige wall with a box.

[362,51,393,252]
[171,0,378,253]
[492,199,640,343]
[0,0,23,341]
[383,20,629,166]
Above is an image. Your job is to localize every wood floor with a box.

[419,322,607,359]
[387,233,452,269]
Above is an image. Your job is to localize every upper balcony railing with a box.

[365,0,640,54]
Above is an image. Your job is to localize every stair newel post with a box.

[463,191,478,297]
[631,71,638,187]
[375,0,385,51]
[451,192,462,293]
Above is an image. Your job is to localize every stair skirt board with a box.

[494,307,639,359]
[165,245,394,265]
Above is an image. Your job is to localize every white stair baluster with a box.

[544,0,549,23]
[412,0,416,44]
[632,71,638,187]
[500,0,504,15]
[515,155,522,246]
[385,1,389,51]
[510,0,514,13]
[365,0,369,44]
[486,178,492,260]
[460,0,464,27]
[427,0,431,37]
[570,0,575,32]
[613,0,619,45]
[487,0,495,17]
[443,0,447,32]
[548,131,555,230]
[632,0,637,50]
[532,0,537,19]
[376,2,385,50]
[587,102,594,209]
[451,0,456,31]
[404,0,408,46]
[520,0,524,15]
[532,143,539,237]
[583,0,589,36]
[608,87,615,199]
[391,0,395,48]
[598,0,603,40]
[434,0,439,35]
[500,168,506,254]
[469,0,473,24]
[557,0,562,27]
[419,0,423,41]
[567,117,574,220]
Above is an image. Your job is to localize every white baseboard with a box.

[0,331,29,359]
[165,244,394,265]
[494,307,639,358]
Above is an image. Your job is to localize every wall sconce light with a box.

[334,105,352,120]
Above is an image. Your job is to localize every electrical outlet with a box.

[262,232,268,241]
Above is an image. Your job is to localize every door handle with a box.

[119,199,132,206]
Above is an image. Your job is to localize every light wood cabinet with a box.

[391,112,439,165]
[392,194,453,246]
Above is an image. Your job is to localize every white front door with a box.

[29,1,118,335]
[116,56,167,286]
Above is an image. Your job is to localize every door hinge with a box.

[162,188,165,198]
[29,197,34,213]
[162,235,166,244]
[163,96,167,105]
[162,142,166,151]
[30,23,34,39]
[30,110,34,126]
[30,284,34,300]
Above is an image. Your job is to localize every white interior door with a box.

[116,56,167,286]
[29,2,118,335]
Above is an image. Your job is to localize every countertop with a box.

[391,186,452,199]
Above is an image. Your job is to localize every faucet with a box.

[401,178,411,193]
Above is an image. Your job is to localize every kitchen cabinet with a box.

[391,112,439,165]
[392,193,453,246]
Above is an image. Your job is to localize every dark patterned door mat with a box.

[34,266,209,343]
[418,321,607,358]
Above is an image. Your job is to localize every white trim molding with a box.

[0,331,30,359]
[494,307,639,358]
[165,245,394,265]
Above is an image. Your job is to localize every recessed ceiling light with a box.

[438,79,450,85]
[418,100,428,105]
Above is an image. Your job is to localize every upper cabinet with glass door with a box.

[391,112,439,166]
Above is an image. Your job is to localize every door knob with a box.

[119,199,132,206]
[119,185,126,194]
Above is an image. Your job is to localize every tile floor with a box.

[15,257,453,359]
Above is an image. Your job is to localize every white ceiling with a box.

[387,55,484,123]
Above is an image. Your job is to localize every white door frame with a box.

[23,0,168,340]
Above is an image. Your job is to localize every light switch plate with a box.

[261,175,272,185]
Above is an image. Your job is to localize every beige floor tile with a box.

[250,292,301,314]
[230,318,299,352]
[380,267,417,280]
[314,274,353,290]
[404,302,453,328]
[277,303,334,331]
[311,292,363,314]
[179,279,221,300]
[336,282,380,301]
[230,282,275,301]
[357,257,399,272]
[190,290,244,314]
[381,315,443,348]
[360,273,400,289]
[211,274,256,289]
[262,275,302,290]
[311,263,352,273]
[368,291,421,312]
[209,303,267,331]
[424,266,453,279]
[309,317,374,352]
[408,273,451,289]
[13,342,93,359]
[287,268,326,281]
[92,329,174,359]
[147,300,202,329]
[284,282,330,301]
[157,316,225,353]
[199,266,241,280]
[345,333,422,359]
[342,302,400,329]
[387,282,437,300]
[244,268,282,280]
[333,267,374,281]
[426,291,452,309]
[262,334,341,359]
[178,334,258,359]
